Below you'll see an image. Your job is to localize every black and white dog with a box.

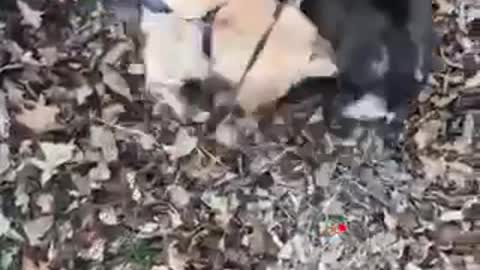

[300,0,434,141]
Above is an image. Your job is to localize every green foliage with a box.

[0,239,20,270]
[124,240,157,270]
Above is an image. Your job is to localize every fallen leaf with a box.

[215,121,239,148]
[151,266,169,270]
[167,184,191,208]
[191,111,210,123]
[15,181,30,214]
[23,215,54,246]
[102,41,133,66]
[15,102,63,134]
[4,78,25,108]
[419,155,446,180]
[0,92,10,139]
[418,87,434,103]
[166,241,188,270]
[101,103,126,124]
[414,120,443,150]
[0,212,11,237]
[37,47,58,66]
[36,193,54,214]
[30,142,76,185]
[435,0,455,15]
[383,209,398,231]
[201,191,237,227]
[75,84,94,105]
[369,232,397,253]
[16,0,43,29]
[21,254,50,270]
[314,161,336,187]
[21,51,43,66]
[149,84,188,120]
[71,173,91,196]
[440,210,463,222]
[128,63,144,75]
[98,206,118,226]
[447,161,474,187]
[90,126,118,162]
[115,126,157,150]
[100,65,133,101]
[138,222,160,236]
[248,221,272,256]
[164,128,198,160]
[88,161,111,181]
[465,71,480,88]
[449,161,474,174]
[430,93,458,108]
[1,246,18,270]
[290,234,309,263]
[136,131,157,150]
[0,143,10,174]
[78,238,105,262]
[323,197,344,216]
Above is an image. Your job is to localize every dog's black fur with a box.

[299,0,433,141]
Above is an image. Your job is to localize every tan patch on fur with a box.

[211,0,276,84]
[236,5,320,114]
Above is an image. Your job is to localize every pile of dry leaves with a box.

[0,0,479,269]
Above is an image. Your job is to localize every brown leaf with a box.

[414,120,443,150]
[0,92,10,139]
[30,142,76,185]
[0,211,11,237]
[89,125,119,162]
[21,255,50,270]
[15,102,63,134]
[167,241,189,270]
[418,155,446,180]
[23,215,54,246]
[100,65,133,101]
[16,0,43,29]
[102,41,133,66]
[434,0,455,15]
[164,128,198,160]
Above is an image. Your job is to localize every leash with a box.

[234,2,286,91]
